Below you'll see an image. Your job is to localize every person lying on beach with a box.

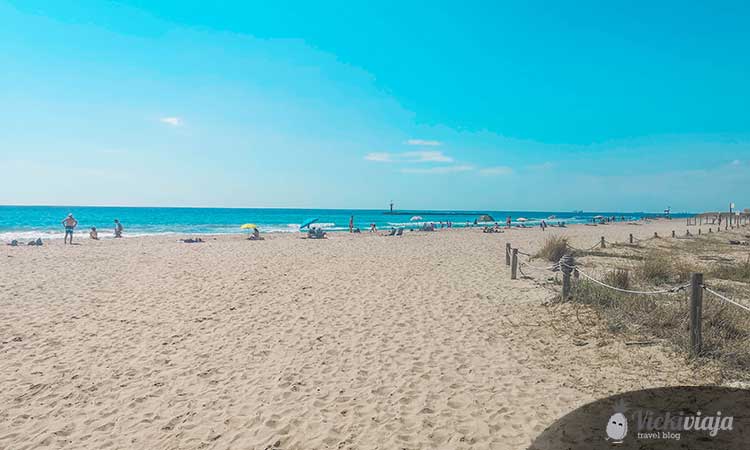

[62,213,78,244]
[180,238,203,243]
[114,219,123,238]
[89,227,99,240]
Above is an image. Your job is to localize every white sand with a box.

[0,219,715,449]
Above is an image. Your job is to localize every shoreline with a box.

[0,217,704,243]
[1,216,703,245]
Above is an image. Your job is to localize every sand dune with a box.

[0,219,714,449]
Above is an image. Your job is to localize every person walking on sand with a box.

[114,219,124,238]
[62,213,78,244]
[349,215,354,233]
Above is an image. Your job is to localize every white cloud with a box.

[403,151,453,163]
[160,117,183,126]
[364,152,392,162]
[406,139,442,146]
[400,164,474,174]
[479,166,513,176]
[528,161,555,170]
[364,150,453,163]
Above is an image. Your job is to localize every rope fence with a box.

[568,264,689,295]
[503,220,750,355]
[702,285,750,314]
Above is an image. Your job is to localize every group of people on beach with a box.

[61,213,124,244]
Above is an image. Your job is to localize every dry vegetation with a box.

[603,268,630,290]
[565,229,750,382]
[535,235,569,262]
[708,256,750,283]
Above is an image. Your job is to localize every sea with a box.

[0,205,693,241]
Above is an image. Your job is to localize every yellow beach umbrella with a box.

[240,223,257,230]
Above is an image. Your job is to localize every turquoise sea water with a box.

[0,206,691,241]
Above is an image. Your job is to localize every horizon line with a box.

[0,203,698,215]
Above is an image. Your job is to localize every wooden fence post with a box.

[672,230,675,238]
[698,228,701,235]
[511,248,518,280]
[690,273,703,356]
[654,232,658,238]
[629,233,633,244]
[505,243,511,266]
[600,236,605,249]
[561,254,574,300]
[709,227,712,233]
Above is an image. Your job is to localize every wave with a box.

[0,223,331,242]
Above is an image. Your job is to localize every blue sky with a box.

[1,0,749,212]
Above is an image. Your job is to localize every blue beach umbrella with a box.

[300,218,319,229]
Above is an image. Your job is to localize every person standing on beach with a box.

[61,213,78,244]
[114,219,124,238]
[349,216,354,233]
[506,216,512,229]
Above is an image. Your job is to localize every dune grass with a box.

[565,238,750,382]
[535,235,569,262]
[709,257,750,284]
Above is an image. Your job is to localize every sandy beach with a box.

[0,219,720,449]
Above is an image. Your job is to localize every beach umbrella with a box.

[300,218,319,229]
[517,217,528,222]
[241,223,258,237]
[593,215,604,220]
[410,216,423,221]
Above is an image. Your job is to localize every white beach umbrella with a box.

[410,216,423,221]
[517,217,528,222]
